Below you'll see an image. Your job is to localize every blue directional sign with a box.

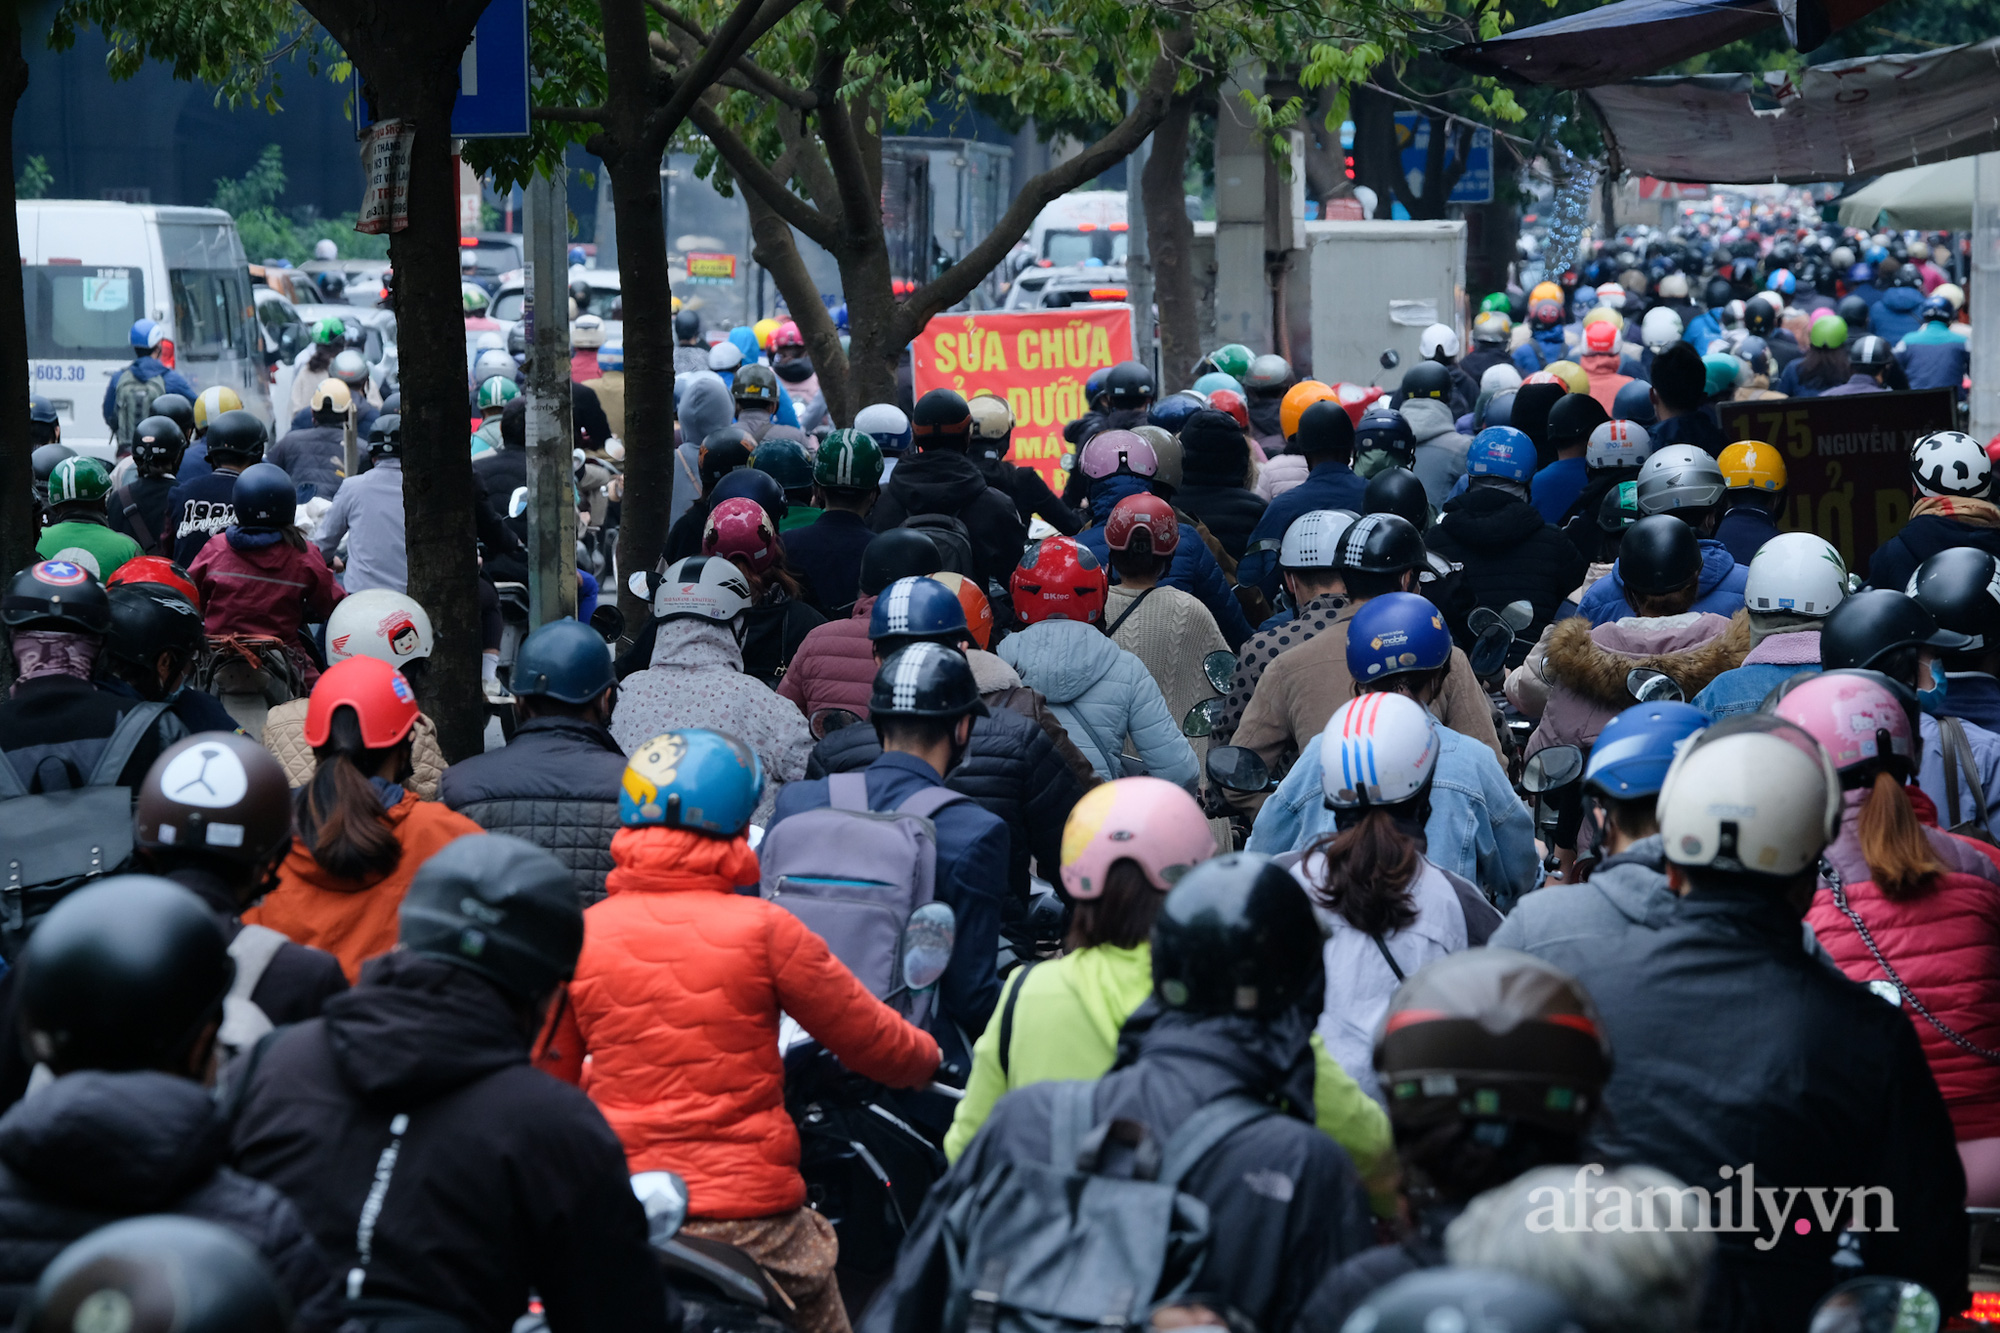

[1395,112,1493,206]
[353,0,528,139]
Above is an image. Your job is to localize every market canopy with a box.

[1581,39,2000,185]
[1445,0,1897,89]
[1836,158,1977,231]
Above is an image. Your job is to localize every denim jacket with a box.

[1247,724,1540,910]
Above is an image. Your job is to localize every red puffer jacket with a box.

[1808,789,2000,1141]
[540,824,939,1218]
[775,593,877,721]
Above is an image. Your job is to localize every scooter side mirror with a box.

[627,570,653,600]
[1500,599,1535,632]
[810,707,862,741]
[1205,745,1271,793]
[1626,668,1684,703]
[1183,697,1222,739]
[631,1171,690,1247]
[1807,1277,1939,1333]
[903,902,956,992]
[1202,650,1238,696]
[589,603,626,643]
[1465,606,1503,637]
[1521,744,1584,794]
[1469,624,1514,679]
[1379,348,1401,370]
[1059,452,1076,473]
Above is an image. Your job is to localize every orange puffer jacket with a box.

[545,825,939,1219]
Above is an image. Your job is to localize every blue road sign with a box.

[353,0,528,139]
[1395,112,1493,206]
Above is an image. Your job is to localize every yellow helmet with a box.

[1279,380,1339,440]
[753,318,779,349]
[309,378,352,415]
[1529,281,1563,306]
[1580,306,1624,332]
[1545,360,1590,395]
[1719,440,1786,492]
[193,385,244,429]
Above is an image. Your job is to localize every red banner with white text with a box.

[910,306,1135,491]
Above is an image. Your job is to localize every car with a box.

[489,267,622,343]
[300,258,392,307]
[1004,264,1130,311]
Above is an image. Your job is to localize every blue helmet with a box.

[1345,592,1452,683]
[1864,244,1888,264]
[597,340,624,373]
[1191,371,1243,397]
[1146,393,1205,434]
[1764,268,1795,295]
[513,617,615,704]
[1085,367,1112,408]
[1478,389,1516,429]
[128,318,159,350]
[1612,379,1657,426]
[1847,262,1873,285]
[568,245,588,267]
[230,463,297,530]
[619,729,764,837]
[1583,701,1710,800]
[1466,427,1535,483]
[869,575,968,642]
[1921,296,1954,323]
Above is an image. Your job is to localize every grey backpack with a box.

[758,772,967,1021]
[115,369,166,450]
[936,1082,1272,1333]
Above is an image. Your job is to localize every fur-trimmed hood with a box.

[1543,609,1751,708]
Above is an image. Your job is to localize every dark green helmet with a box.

[814,429,884,490]
[751,437,814,492]
[399,834,585,1001]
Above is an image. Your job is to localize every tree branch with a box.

[687,95,839,249]
[773,105,841,223]
[651,0,810,136]
[811,56,879,237]
[744,188,852,425]
[532,105,608,123]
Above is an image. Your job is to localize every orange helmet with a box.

[1529,281,1563,305]
[1280,380,1338,440]
[927,571,994,650]
[304,656,420,749]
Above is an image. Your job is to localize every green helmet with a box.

[751,437,813,491]
[1480,291,1511,313]
[47,454,111,506]
[1207,343,1254,380]
[815,429,884,490]
[477,376,520,410]
[1808,314,1849,349]
[311,316,346,346]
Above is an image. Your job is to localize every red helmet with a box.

[1583,319,1620,354]
[1104,493,1180,556]
[702,496,780,574]
[928,571,994,650]
[1530,298,1564,329]
[1010,536,1107,625]
[304,655,419,749]
[105,555,200,610]
[1986,433,2000,471]
[1207,388,1249,432]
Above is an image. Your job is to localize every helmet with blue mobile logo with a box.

[1345,593,1452,685]
[619,729,764,837]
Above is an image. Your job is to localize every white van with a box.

[1027,191,1130,268]
[20,201,267,460]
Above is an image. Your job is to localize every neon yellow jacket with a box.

[942,942,1399,1214]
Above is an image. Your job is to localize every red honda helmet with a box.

[1104,493,1180,556]
[1011,536,1107,625]
[702,496,780,575]
[304,655,419,749]
[1207,388,1250,432]
[105,555,200,610]
[1986,432,2000,471]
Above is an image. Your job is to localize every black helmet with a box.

[708,466,787,529]
[1151,853,1322,1019]
[1703,275,1734,308]
[5,560,111,634]
[1345,1270,1584,1333]
[1398,361,1453,403]
[1545,392,1610,451]
[731,363,779,407]
[21,1216,291,1333]
[1611,379,1656,426]
[1617,515,1702,597]
[27,394,57,426]
[912,388,972,448]
[400,834,584,1001]
[231,463,295,530]
[1480,389,1517,429]
[568,277,592,309]
[366,413,403,457]
[673,306,702,342]
[1354,411,1417,469]
[150,393,196,439]
[1335,512,1427,575]
[512,617,616,704]
[1742,300,1776,336]
[751,436,814,492]
[1376,948,1611,1133]
[859,528,943,596]
[204,409,267,462]
[1909,547,2000,650]
[1837,293,1870,327]
[135,732,293,872]
[1363,467,1430,532]
[17,876,231,1073]
[1293,400,1355,459]
[105,583,205,680]
[1848,334,1891,371]
[1596,479,1640,534]
[31,443,75,494]
[1105,360,1156,409]
[1821,589,1971,676]
[868,642,988,720]
[130,415,187,473]
[701,423,758,456]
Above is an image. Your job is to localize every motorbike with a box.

[1180,649,1241,745]
[1807,1275,1940,1332]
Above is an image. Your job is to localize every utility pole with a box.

[1127,92,1155,381]
[524,168,578,626]
[1974,154,2000,444]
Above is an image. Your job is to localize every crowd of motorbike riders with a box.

[2,213,1999,1333]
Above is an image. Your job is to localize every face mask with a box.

[1917,666,1949,717]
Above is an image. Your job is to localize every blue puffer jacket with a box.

[1077,474,1254,648]
[1871,286,1926,346]
[1241,460,1369,598]
[1511,329,1567,375]
[1247,724,1539,911]
[1897,324,1970,392]
[1683,309,1723,353]
[997,617,1199,789]
[1576,539,1747,626]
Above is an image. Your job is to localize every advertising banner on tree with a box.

[910,306,1135,491]
[1718,389,1954,573]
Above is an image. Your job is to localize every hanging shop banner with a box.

[357,119,415,235]
[1718,389,1954,574]
[686,252,738,284]
[910,305,1135,491]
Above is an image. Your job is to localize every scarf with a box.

[1742,628,1821,666]
[607,825,761,894]
[9,630,100,694]
[1913,495,2000,528]
[226,526,287,551]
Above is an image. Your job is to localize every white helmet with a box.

[1657,272,1689,299]
[1319,693,1441,809]
[327,590,434,667]
[474,331,506,352]
[1636,445,1726,515]
[1831,246,1855,270]
[1911,430,1991,500]
[1280,509,1358,570]
[1418,323,1459,360]
[1657,717,1839,878]
[314,239,338,262]
[1744,532,1847,617]
[650,555,751,623]
[855,403,913,455]
[1479,363,1523,396]
[1640,307,1684,353]
[707,342,745,372]
[1586,420,1652,472]
[472,349,517,387]
[571,314,606,349]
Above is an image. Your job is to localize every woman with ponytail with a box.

[1777,671,2000,1202]
[248,656,480,980]
[1294,692,1490,1102]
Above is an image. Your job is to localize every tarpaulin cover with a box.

[1836,158,1977,231]
[1584,39,2000,185]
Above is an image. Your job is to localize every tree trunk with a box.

[1350,82,1399,220]
[743,190,851,425]
[834,238,902,412]
[0,8,30,584]
[1145,91,1199,394]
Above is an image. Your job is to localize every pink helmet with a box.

[702,497,780,575]
[1078,429,1158,481]
[1769,672,1913,776]
[770,320,805,350]
[1059,777,1214,899]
